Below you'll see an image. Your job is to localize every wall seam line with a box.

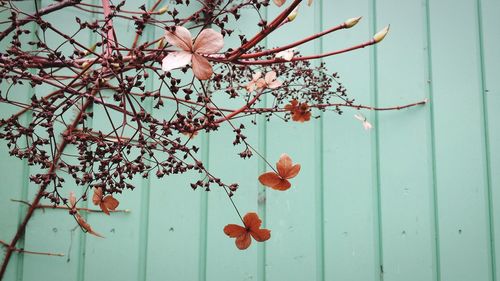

[370,0,383,280]
[257,5,269,281]
[475,1,496,280]
[137,4,155,279]
[315,1,325,281]
[423,1,441,280]
[198,132,209,281]
[76,2,100,280]
[15,2,40,279]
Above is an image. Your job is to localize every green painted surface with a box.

[1,0,499,280]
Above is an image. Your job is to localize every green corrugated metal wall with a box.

[1,0,499,280]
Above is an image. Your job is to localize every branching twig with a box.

[0,240,64,257]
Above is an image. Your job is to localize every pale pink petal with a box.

[164,26,193,51]
[162,51,192,72]
[363,121,373,130]
[192,53,213,80]
[273,0,286,7]
[354,114,365,122]
[69,192,76,208]
[193,28,224,54]
[354,114,373,130]
[277,153,293,173]
[275,48,295,61]
[265,71,277,84]
[246,82,256,92]
[256,78,267,89]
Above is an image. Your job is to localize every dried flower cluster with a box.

[0,0,426,277]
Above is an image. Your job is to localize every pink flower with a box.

[354,114,373,130]
[161,26,224,80]
[246,71,283,92]
[245,72,263,92]
[275,48,295,61]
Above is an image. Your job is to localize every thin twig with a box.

[0,240,64,257]
[10,199,131,213]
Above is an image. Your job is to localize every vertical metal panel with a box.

[0,3,36,280]
[264,3,319,281]
[203,3,261,280]
[313,2,325,281]
[478,0,500,280]
[18,2,92,280]
[80,2,145,281]
[375,0,437,280]
[322,1,380,280]
[145,2,204,280]
[428,0,493,281]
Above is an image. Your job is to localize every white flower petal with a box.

[354,114,365,122]
[354,114,373,130]
[246,83,256,92]
[275,48,295,61]
[162,51,192,72]
[265,71,277,84]
[256,78,267,89]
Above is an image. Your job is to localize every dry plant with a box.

[0,0,426,277]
